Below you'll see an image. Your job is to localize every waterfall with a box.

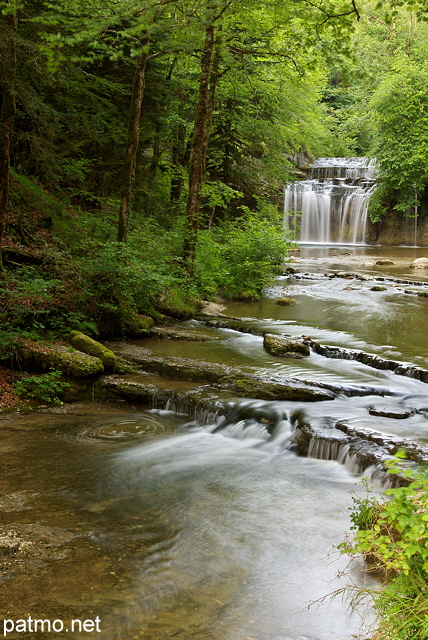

[284,157,377,244]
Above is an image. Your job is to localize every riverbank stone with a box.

[68,331,117,371]
[369,406,414,419]
[17,341,104,377]
[275,297,296,306]
[410,257,428,269]
[263,334,310,358]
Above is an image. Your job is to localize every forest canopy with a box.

[0,0,428,339]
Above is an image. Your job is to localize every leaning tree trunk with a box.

[117,36,150,243]
[0,8,17,278]
[182,23,215,273]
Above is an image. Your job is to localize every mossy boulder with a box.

[69,331,116,371]
[95,305,156,339]
[156,289,201,320]
[18,341,104,377]
[276,297,296,306]
[124,313,156,337]
[263,334,310,358]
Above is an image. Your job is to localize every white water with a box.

[284,157,377,244]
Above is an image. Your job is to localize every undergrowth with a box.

[338,454,428,640]
[0,174,294,354]
[13,370,70,406]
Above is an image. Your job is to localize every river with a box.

[1,244,428,640]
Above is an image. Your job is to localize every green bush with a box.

[194,208,294,300]
[14,370,70,406]
[339,457,428,640]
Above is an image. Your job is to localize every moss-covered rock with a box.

[18,341,104,377]
[263,334,310,358]
[95,305,156,339]
[105,342,335,402]
[148,327,214,341]
[219,375,334,402]
[68,331,116,371]
[124,313,156,337]
[275,297,296,306]
[156,288,201,320]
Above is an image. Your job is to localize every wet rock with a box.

[100,376,173,404]
[68,331,116,371]
[17,341,104,377]
[376,259,394,265]
[148,326,214,341]
[308,339,428,384]
[264,334,310,358]
[275,297,297,306]
[291,412,428,482]
[370,285,387,291]
[219,375,334,402]
[417,291,428,298]
[104,344,335,403]
[197,316,265,336]
[410,257,428,269]
[369,406,414,419]
[198,300,227,316]
[109,345,235,383]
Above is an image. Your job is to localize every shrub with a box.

[339,456,428,640]
[194,208,295,300]
[13,370,70,406]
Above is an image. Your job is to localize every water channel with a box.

[2,245,428,640]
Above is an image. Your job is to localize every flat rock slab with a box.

[104,343,335,402]
[369,406,415,419]
[148,326,215,341]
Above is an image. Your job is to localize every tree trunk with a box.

[203,26,222,163]
[117,36,150,243]
[0,8,17,278]
[183,23,215,273]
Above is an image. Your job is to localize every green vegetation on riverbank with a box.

[340,459,428,640]
[0,176,292,353]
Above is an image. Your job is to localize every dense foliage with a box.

[1,1,426,344]
[340,458,428,640]
[0,0,366,347]
[323,0,428,220]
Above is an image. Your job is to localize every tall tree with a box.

[117,33,151,242]
[183,2,224,271]
[182,0,362,272]
[0,0,17,277]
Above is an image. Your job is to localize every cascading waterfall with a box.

[284,157,377,244]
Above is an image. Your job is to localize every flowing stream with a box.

[2,246,428,640]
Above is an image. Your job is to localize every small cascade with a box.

[284,157,377,244]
